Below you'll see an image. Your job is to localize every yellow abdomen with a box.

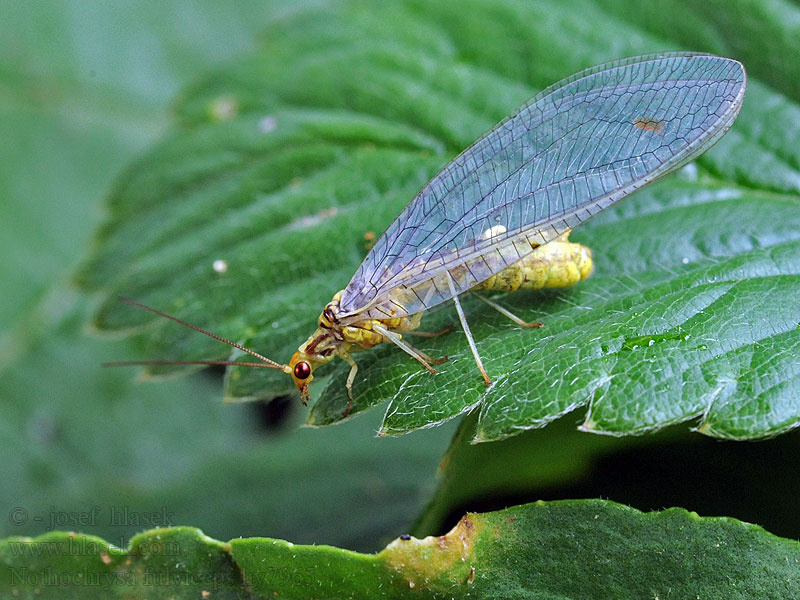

[473,234,593,293]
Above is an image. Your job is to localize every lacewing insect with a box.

[111,52,746,414]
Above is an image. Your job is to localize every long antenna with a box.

[102,297,289,372]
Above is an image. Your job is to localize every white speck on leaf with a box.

[259,115,278,133]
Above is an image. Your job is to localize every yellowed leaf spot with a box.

[381,513,484,586]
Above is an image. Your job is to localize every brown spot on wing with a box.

[633,117,665,134]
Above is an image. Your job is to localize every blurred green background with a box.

[2,0,799,554]
[0,1,457,552]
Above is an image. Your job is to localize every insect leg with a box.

[391,310,453,339]
[445,272,492,387]
[404,325,455,338]
[343,353,358,418]
[472,293,543,328]
[413,349,449,365]
[371,323,443,373]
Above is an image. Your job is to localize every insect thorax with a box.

[299,290,423,362]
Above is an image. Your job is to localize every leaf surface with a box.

[0,0,452,554]
[3,501,799,599]
[82,1,800,440]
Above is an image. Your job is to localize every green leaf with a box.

[0,527,242,599]
[593,0,800,102]
[410,410,653,536]
[0,0,274,332]
[81,1,800,440]
[412,412,800,539]
[0,0,454,554]
[0,306,453,552]
[3,500,799,598]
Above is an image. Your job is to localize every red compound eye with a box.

[293,361,311,380]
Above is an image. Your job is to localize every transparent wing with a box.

[339,52,746,320]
